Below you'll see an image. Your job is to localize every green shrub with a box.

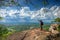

[54,18,60,22]
[0,25,15,40]
[58,25,60,32]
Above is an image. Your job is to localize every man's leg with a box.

[41,25,43,30]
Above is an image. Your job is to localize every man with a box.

[39,20,44,30]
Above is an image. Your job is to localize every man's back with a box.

[39,20,44,30]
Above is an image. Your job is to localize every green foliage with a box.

[42,0,48,6]
[0,0,21,7]
[0,0,49,7]
[0,17,3,20]
[11,0,15,4]
[0,0,4,1]
[58,25,60,32]
[0,24,15,40]
[7,23,50,32]
[43,24,50,31]
[0,25,8,36]
[55,0,60,2]
[0,23,50,40]
[54,18,60,22]
[0,25,8,40]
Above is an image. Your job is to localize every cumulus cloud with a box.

[50,6,60,18]
[19,7,30,18]
[0,6,60,23]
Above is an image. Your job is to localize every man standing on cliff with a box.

[39,20,44,30]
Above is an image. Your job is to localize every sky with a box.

[0,0,60,24]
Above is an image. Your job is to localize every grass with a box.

[43,24,50,31]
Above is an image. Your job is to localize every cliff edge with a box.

[7,28,60,40]
[7,24,60,40]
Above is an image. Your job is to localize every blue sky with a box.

[16,0,60,10]
[0,0,60,24]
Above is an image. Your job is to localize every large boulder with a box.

[49,24,59,34]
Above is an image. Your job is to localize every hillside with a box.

[7,28,60,40]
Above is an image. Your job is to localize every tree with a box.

[55,0,60,2]
[42,0,49,7]
[54,18,60,32]
[0,25,8,40]
[0,25,8,36]
[0,0,49,8]
[54,18,60,22]
[0,0,21,7]
[0,0,4,1]
[0,24,15,40]
[0,17,3,20]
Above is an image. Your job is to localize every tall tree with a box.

[42,0,49,7]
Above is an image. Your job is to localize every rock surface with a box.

[49,24,59,34]
[7,28,60,40]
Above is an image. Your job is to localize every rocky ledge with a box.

[7,28,60,40]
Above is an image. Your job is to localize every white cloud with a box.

[19,7,30,18]
[0,6,60,22]
[0,9,7,17]
[50,6,60,18]
[50,6,57,11]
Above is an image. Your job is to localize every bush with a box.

[0,24,15,40]
[58,25,60,32]
[54,18,60,22]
